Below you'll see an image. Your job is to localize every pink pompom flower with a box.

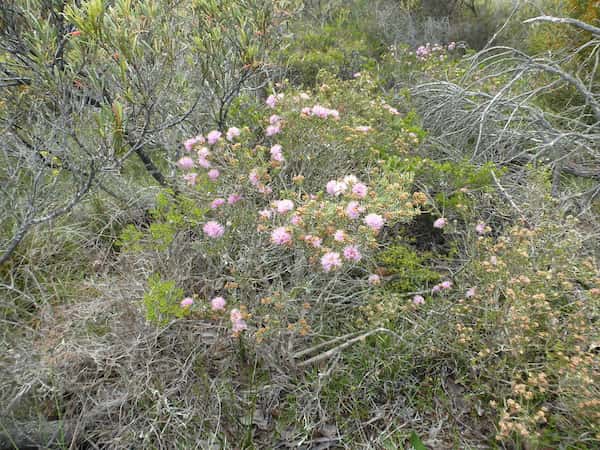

[465,287,476,298]
[269,114,281,124]
[433,217,447,229]
[183,173,198,186]
[230,309,247,333]
[311,105,328,118]
[232,318,248,333]
[180,297,194,308]
[271,227,292,245]
[266,94,277,108]
[230,309,242,322]
[440,280,453,290]
[352,183,368,198]
[321,251,342,272]
[275,199,294,214]
[226,127,241,142]
[211,296,226,311]
[206,130,222,145]
[197,157,211,169]
[413,295,425,305]
[249,169,260,186]
[343,245,362,262]
[333,230,346,242]
[304,235,322,248]
[184,135,204,151]
[207,169,220,181]
[364,213,385,232]
[203,221,225,238]
[211,198,225,209]
[177,156,195,170]
[266,124,281,137]
[270,144,284,162]
[198,147,211,159]
[259,209,273,220]
[345,201,363,220]
[227,193,242,205]
[326,180,347,197]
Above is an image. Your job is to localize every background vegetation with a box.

[1,0,598,448]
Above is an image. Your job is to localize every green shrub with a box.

[143,274,186,325]
[279,6,383,85]
[378,242,440,292]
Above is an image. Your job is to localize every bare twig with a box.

[524,16,600,37]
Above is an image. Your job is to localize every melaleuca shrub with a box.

[140,77,426,338]
[380,41,465,86]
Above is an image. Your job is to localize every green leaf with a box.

[409,432,427,450]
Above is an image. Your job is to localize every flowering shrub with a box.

[122,76,426,339]
[380,41,466,86]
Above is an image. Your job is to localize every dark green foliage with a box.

[378,242,440,292]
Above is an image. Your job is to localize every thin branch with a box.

[524,16,600,37]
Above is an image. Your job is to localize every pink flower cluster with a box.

[433,217,447,229]
[271,227,292,245]
[265,93,283,108]
[346,201,364,220]
[326,176,368,199]
[230,309,247,333]
[321,251,342,272]
[206,130,222,145]
[274,199,294,214]
[178,127,235,186]
[416,42,445,59]
[326,180,348,196]
[266,116,282,137]
[226,127,241,142]
[303,235,322,248]
[415,42,451,60]
[184,135,205,152]
[343,245,362,262]
[203,221,225,239]
[264,174,388,276]
[432,280,452,294]
[270,144,284,162]
[364,213,385,233]
[180,297,194,308]
[412,295,425,305]
[303,104,340,120]
[211,296,226,311]
[177,156,195,170]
